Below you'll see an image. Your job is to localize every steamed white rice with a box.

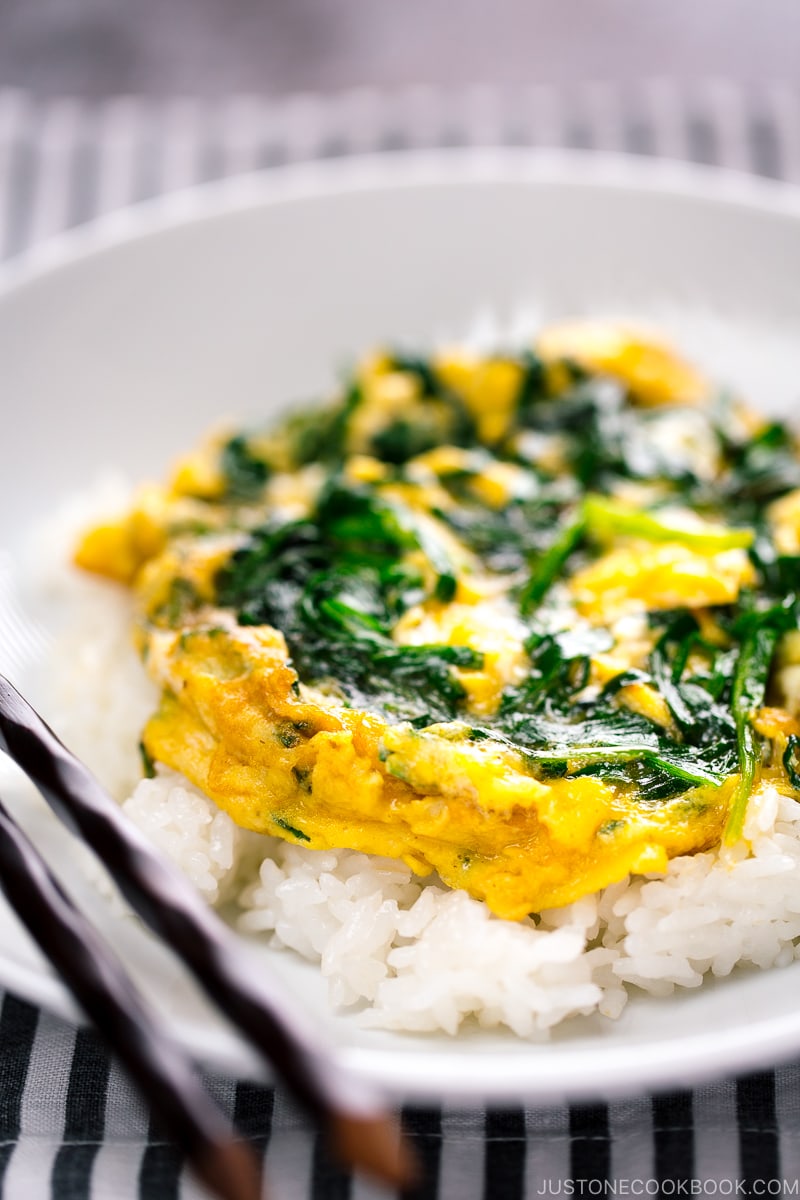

[36,491,800,1040]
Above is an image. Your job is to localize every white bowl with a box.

[1,149,800,1103]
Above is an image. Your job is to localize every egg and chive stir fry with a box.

[76,323,800,920]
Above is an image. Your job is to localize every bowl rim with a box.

[3,145,800,303]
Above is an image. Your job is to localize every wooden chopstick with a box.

[0,790,263,1200]
[0,674,413,1188]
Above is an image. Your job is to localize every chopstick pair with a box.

[0,789,262,1200]
[0,674,414,1194]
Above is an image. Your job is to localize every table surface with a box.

[1,80,800,1199]
[0,0,799,97]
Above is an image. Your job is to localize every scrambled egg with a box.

[75,322,800,919]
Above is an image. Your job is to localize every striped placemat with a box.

[2,81,800,259]
[1,981,798,1200]
[1,82,800,1200]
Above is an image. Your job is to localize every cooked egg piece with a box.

[536,320,710,407]
[139,620,733,920]
[393,594,529,715]
[769,488,800,555]
[434,352,523,444]
[571,544,756,621]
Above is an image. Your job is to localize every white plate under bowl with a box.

[1,149,800,1105]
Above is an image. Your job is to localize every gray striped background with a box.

[2,81,800,261]
[1,81,800,1199]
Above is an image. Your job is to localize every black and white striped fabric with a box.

[2,82,800,1199]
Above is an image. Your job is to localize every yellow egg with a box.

[537,320,709,406]
[571,544,755,620]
